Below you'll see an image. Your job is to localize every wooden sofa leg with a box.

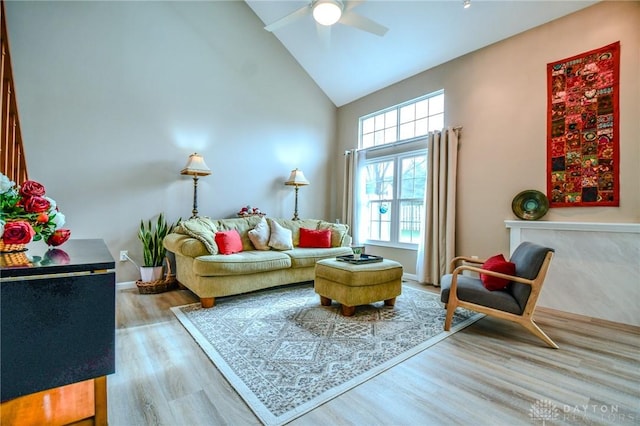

[200,297,215,308]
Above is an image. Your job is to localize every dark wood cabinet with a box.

[1,239,115,425]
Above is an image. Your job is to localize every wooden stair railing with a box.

[0,0,28,184]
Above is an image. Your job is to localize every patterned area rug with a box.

[171,283,483,426]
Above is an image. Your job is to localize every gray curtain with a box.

[416,128,459,286]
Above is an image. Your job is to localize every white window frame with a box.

[360,91,444,148]
[361,149,427,249]
[356,91,444,249]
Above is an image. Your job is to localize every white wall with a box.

[8,1,639,283]
[6,1,338,282]
[337,1,640,276]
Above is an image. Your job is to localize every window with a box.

[357,91,443,248]
[360,92,444,149]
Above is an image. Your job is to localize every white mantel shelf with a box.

[505,220,640,233]
[505,220,640,327]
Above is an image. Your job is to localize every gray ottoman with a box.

[314,258,403,316]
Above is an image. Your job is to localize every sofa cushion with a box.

[213,217,258,252]
[440,274,523,315]
[215,230,243,255]
[299,228,331,248]
[286,247,353,268]
[268,218,294,250]
[317,221,350,247]
[176,217,219,255]
[508,242,553,312]
[269,219,318,246]
[248,217,271,251]
[193,251,291,276]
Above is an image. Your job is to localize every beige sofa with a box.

[164,216,352,307]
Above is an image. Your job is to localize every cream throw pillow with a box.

[267,218,293,250]
[178,217,219,255]
[317,221,350,247]
[248,217,271,250]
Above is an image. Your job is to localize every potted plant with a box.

[137,213,176,282]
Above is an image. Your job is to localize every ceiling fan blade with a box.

[264,4,311,32]
[340,11,388,37]
[343,0,365,13]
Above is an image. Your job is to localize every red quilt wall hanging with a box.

[547,41,620,207]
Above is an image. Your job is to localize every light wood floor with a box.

[109,281,640,426]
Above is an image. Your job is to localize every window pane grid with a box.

[358,91,443,247]
[367,201,392,242]
[399,200,423,244]
[359,92,444,149]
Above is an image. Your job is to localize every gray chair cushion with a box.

[441,274,523,315]
[508,242,554,312]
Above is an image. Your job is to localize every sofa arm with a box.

[164,233,209,258]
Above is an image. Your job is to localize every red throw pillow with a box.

[480,254,516,291]
[299,228,332,248]
[214,230,243,255]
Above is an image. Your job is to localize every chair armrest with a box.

[448,256,486,273]
[452,265,535,286]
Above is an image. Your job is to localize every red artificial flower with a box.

[19,180,46,197]
[23,196,51,213]
[2,221,36,244]
[47,229,71,246]
[36,212,49,223]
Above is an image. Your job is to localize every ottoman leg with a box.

[384,297,396,307]
[320,295,332,306]
[341,305,356,316]
[200,297,215,308]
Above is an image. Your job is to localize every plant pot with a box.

[140,266,163,282]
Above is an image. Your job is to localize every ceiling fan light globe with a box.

[313,0,342,26]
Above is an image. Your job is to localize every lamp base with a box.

[191,175,200,218]
[292,186,301,221]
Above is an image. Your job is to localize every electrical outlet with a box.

[119,250,128,262]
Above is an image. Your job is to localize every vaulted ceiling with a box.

[245,1,598,106]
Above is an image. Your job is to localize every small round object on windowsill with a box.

[512,190,549,220]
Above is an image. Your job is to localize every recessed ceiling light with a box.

[463,0,471,9]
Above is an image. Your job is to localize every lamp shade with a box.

[284,168,310,187]
[312,0,343,26]
[181,153,211,176]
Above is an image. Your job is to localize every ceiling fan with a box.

[264,0,389,37]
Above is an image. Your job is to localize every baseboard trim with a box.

[402,273,417,282]
[116,281,137,290]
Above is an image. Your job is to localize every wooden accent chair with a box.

[440,242,558,348]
